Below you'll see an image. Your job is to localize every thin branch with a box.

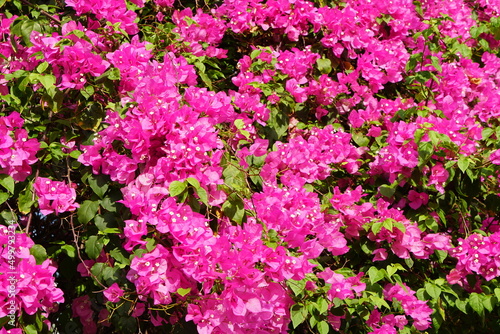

[24,168,39,236]
[69,215,106,288]
[19,0,62,25]
[4,201,18,223]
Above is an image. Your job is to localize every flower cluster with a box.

[0,226,64,318]
[65,0,139,35]
[261,126,364,188]
[318,268,366,301]
[172,8,228,58]
[33,177,79,216]
[329,186,451,259]
[383,283,433,330]
[105,36,153,92]
[0,112,39,182]
[72,295,98,334]
[126,244,190,305]
[30,25,110,90]
[448,232,500,284]
[367,308,408,334]
[251,185,348,258]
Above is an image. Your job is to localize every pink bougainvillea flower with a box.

[155,0,175,7]
[384,283,432,330]
[373,248,388,261]
[407,190,429,210]
[0,329,23,334]
[0,226,64,320]
[33,177,79,215]
[103,283,124,303]
[427,163,449,194]
[490,149,500,165]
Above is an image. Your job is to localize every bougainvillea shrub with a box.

[2,0,500,333]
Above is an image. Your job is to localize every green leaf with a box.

[483,295,494,312]
[309,314,319,329]
[110,248,130,266]
[85,235,104,259]
[23,324,38,334]
[94,215,108,232]
[77,200,99,224]
[392,221,406,233]
[455,298,468,314]
[452,41,472,58]
[250,49,262,59]
[372,221,383,235]
[290,304,307,329]
[38,74,56,91]
[414,128,425,143]
[317,321,330,334]
[0,192,8,205]
[316,297,329,314]
[186,178,209,205]
[88,174,109,198]
[457,157,470,173]
[222,194,245,224]
[102,228,121,234]
[107,67,121,80]
[369,294,391,310]
[266,105,289,140]
[379,184,395,198]
[61,244,76,258]
[435,250,448,263]
[69,150,81,159]
[18,183,35,214]
[352,131,370,147]
[406,52,422,72]
[404,257,414,268]
[494,288,500,301]
[430,56,442,72]
[288,279,306,296]
[234,119,245,130]
[81,85,95,100]
[36,61,49,73]
[368,266,385,284]
[101,195,120,213]
[418,141,433,163]
[90,262,106,281]
[469,293,484,316]
[146,238,156,252]
[316,58,332,74]
[424,217,439,232]
[482,127,494,140]
[0,175,14,194]
[12,19,37,45]
[386,263,405,278]
[223,164,247,192]
[186,177,201,189]
[30,244,48,265]
[0,210,16,224]
[177,287,191,297]
[470,24,488,39]
[382,218,394,232]
[169,180,187,197]
[425,282,441,299]
[195,61,213,89]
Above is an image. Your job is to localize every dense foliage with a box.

[2,0,500,333]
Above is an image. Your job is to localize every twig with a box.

[69,215,106,288]
[4,201,17,223]
[19,0,62,25]
[24,168,39,236]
